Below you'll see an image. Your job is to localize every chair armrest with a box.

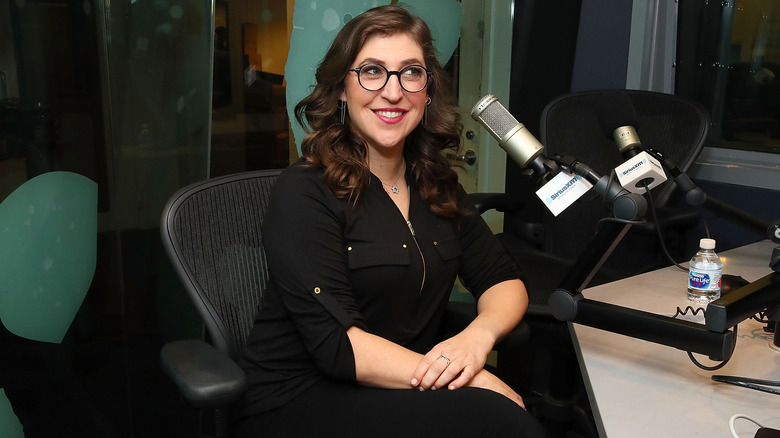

[160,339,248,409]
[443,301,531,351]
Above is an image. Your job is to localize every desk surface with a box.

[574,240,780,438]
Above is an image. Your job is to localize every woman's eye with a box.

[361,65,383,76]
[402,66,424,79]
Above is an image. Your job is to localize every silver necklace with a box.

[380,161,405,194]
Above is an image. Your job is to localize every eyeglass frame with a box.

[347,63,433,93]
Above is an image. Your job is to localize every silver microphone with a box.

[471,94,646,220]
[470,94,544,169]
[596,90,643,157]
[595,91,667,193]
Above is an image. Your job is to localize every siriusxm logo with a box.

[545,175,583,204]
[621,158,647,177]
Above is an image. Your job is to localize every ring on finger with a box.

[438,355,450,366]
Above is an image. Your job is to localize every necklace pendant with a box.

[391,184,399,194]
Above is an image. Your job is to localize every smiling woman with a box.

[230,5,545,438]
[284,0,463,156]
[341,33,430,159]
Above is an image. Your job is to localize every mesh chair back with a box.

[161,169,281,360]
[538,89,709,259]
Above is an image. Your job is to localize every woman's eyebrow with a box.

[355,57,424,67]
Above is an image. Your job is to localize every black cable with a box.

[639,185,735,368]
[753,310,768,323]
[643,185,688,271]
[672,305,738,370]
[687,323,738,371]
[688,350,731,370]
[597,216,646,226]
[673,305,705,319]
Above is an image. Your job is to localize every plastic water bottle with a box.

[687,238,723,305]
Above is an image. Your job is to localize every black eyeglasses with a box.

[348,63,432,93]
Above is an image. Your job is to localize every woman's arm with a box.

[263,166,369,381]
[411,278,528,391]
[346,279,526,390]
[346,326,424,389]
[474,278,529,351]
[405,277,529,410]
[347,323,525,409]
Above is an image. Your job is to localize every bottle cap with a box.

[700,238,716,250]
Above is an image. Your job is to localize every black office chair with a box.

[159,168,530,437]
[159,169,281,438]
[491,89,710,437]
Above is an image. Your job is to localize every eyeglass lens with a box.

[356,64,429,92]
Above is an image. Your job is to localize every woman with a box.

[233,5,545,437]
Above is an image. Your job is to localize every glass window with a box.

[0,1,471,436]
[1,0,212,435]
[678,0,780,154]
[210,0,293,177]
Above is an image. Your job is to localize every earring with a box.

[339,100,347,124]
[423,96,431,126]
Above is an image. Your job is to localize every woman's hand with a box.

[411,280,527,391]
[468,368,526,409]
[410,329,493,391]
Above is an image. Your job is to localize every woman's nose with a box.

[381,74,404,101]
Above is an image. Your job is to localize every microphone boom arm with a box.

[636,146,779,244]
[547,219,738,361]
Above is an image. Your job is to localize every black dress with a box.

[233,161,546,438]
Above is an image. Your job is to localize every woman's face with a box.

[341,33,429,157]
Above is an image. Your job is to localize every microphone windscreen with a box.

[596,91,640,138]
[471,94,544,169]
[471,94,518,139]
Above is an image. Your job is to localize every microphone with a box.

[596,91,667,193]
[470,94,550,180]
[596,91,708,205]
[596,90,642,157]
[470,94,588,216]
[594,92,780,242]
[471,94,645,220]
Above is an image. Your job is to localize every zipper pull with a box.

[406,220,416,237]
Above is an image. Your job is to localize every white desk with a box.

[573,240,780,438]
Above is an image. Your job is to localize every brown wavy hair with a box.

[294,4,468,221]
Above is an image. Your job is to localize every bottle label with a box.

[688,269,722,290]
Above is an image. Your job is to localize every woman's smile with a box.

[374,108,407,123]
